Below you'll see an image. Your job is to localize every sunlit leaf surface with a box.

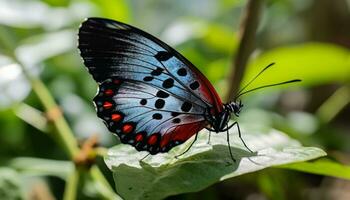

[105,122,326,200]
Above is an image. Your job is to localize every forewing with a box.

[78,17,223,113]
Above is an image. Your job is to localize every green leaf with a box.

[0,167,25,200]
[9,157,73,180]
[277,159,350,180]
[91,0,131,23]
[202,24,238,54]
[105,122,326,200]
[243,43,350,89]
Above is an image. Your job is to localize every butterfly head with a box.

[206,100,243,132]
[226,99,243,117]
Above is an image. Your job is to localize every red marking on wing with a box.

[135,133,143,142]
[122,123,134,134]
[148,134,159,145]
[104,89,114,96]
[103,101,113,109]
[113,79,121,85]
[111,113,122,122]
[160,121,207,148]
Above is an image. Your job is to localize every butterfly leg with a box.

[232,122,254,153]
[207,130,211,144]
[175,132,199,159]
[226,124,236,163]
[140,153,150,162]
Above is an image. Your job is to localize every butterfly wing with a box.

[79,17,223,112]
[93,78,207,154]
[78,17,223,153]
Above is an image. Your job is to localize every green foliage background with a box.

[0,0,349,199]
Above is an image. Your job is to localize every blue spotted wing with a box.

[78,18,223,154]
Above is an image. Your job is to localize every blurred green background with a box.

[0,0,349,199]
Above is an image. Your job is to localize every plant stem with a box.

[63,166,80,200]
[21,66,80,159]
[90,166,122,200]
[226,0,264,101]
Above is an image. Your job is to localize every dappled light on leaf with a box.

[105,122,326,200]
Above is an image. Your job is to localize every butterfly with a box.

[78,17,300,161]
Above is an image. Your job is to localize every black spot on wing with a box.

[140,99,147,105]
[151,67,163,76]
[177,68,187,76]
[162,78,174,88]
[155,51,173,61]
[181,101,192,112]
[155,99,165,109]
[171,112,180,117]
[172,118,181,123]
[190,81,200,90]
[152,113,163,120]
[156,90,169,98]
[143,76,154,81]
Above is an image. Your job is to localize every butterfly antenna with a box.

[236,62,275,98]
[235,79,302,99]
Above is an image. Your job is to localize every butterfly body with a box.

[78,17,241,155]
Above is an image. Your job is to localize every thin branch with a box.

[226,0,264,101]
